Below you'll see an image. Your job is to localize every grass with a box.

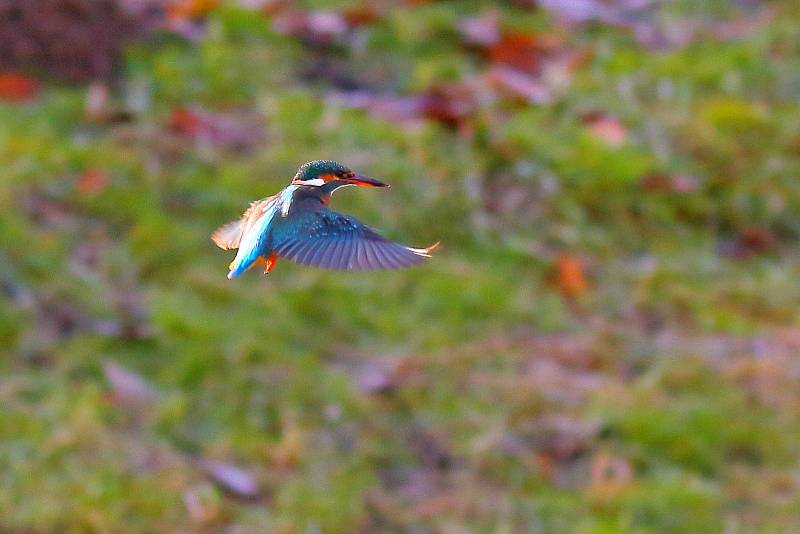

[1,1,800,532]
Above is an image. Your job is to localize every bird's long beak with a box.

[346,175,389,187]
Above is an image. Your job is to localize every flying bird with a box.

[212,160,438,279]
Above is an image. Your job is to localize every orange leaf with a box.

[488,33,542,74]
[167,0,219,21]
[556,254,587,296]
[0,72,39,101]
[76,168,108,196]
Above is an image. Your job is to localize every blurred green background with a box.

[1,0,800,532]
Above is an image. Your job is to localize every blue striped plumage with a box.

[270,203,428,271]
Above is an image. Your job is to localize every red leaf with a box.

[170,108,202,136]
[488,33,542,74]
[555,254,588,296]
[0,72,39,101]
[76,168,109,196]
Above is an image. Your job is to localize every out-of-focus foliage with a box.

[1,0,800,532]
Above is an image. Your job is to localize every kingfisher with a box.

[212,160,438,279]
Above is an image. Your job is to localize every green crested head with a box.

[292,160,352,184]
[290,160,389,188]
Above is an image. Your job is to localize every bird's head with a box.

[290,160,388,188]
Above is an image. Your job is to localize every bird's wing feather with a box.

[211,219,244,250]
[211,197,275,251]
[272,206,436,271]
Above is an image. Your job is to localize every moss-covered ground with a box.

[1,1,800,532]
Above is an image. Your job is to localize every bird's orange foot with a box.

[263,253,277,274]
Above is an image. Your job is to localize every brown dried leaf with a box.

[484,65,551,104]
[418,82,479,127]
[342,4,381,27]
[526,415,600,460]
[719,227,777,259]
[169,106,264,152]
[639,173,699,193]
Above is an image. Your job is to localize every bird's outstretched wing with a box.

[272,206,437,271]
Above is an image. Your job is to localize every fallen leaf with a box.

[167,0,219,21]
[0,72,39,101]
[719,227,777,259]
[533,452,556,481]
[484,65,551,104]
[458,11,500,47]
[200,460,259,498]
[556,254,588,296]
[583,113,628,147]
[538,0,653,26]
[409,428,453,470]
[488,33,542,74]
[76,168,109,196]
[169,106,264,152]
[272,9,349,45]
[85,82,108,118]
[590,452,633,494]
[357,357,424,395]
[103,361,158,405]
[639,173,699,193]
[525,415,600,460]
[342,4,381,27]
[332,91,424,123]
[419,82,479,127]
[269,421,303,471]
[183,483,222,524]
